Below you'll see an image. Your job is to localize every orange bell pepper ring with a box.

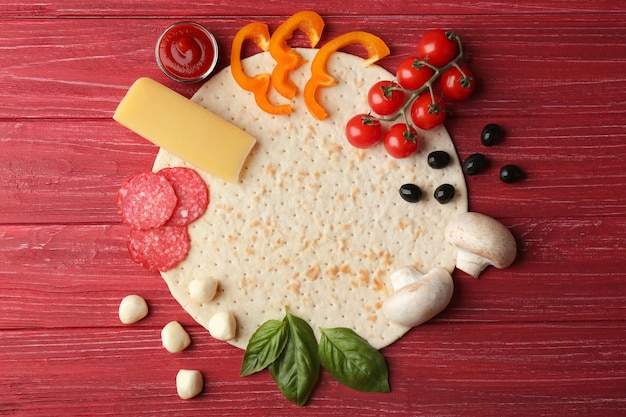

[304,31,390,120]
[269,11,325,100]
[231,22,291,115]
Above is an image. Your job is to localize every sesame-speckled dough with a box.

[153,48,467,350]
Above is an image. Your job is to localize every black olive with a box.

[462,153,487,175]
[399,183,423,203]
[500,164,524,183]
[434,184,455,204]
[481,123,502,146]
[427,150,451,169]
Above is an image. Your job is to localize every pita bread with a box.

[153,48,467,350]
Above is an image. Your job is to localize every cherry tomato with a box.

[417,29,458,68]
[367,80,405,116]
[383,123,419,158]
[410,92,447,130]
[345,114,383,149]
[440,64,475,100]
[396,57,435,90]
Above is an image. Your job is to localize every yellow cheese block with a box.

[113,77,257,183]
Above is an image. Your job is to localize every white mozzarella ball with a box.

[176,369,203,399]
[118,295,148,324]
[208,310,236,341]
[161,321,191,353]
[188,277,218,303]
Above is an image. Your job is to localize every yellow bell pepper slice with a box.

[269,11,325,100]
[231,22,291,115]
[304,31,390,120]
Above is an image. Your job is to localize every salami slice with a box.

[116,171,178,230]
[127,226,190,272]
[158,167,209,227]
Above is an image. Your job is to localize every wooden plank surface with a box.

[3,1,626,17]
[1,1,625,416]
[1,323,623,416]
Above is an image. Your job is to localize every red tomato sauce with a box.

[156,22,218,83]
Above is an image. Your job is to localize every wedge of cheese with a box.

[114,77,257,183]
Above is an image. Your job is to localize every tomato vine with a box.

[346,30,476,159]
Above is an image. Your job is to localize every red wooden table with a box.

[1,1,625,416]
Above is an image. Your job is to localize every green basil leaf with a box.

[240,319,287,376]
[319,327,390,393]
[269,310,320,406]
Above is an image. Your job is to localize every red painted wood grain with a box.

[0,2,625,416]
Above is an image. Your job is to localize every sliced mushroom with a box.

[382,266,454,328]
[445,212,517,278]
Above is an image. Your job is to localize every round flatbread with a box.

[153,48,468,350]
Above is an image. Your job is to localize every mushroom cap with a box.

[389,265,423,291]
[445,212,517,270]
[382,267,454,328]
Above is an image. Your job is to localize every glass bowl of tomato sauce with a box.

[155,21,219,83]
